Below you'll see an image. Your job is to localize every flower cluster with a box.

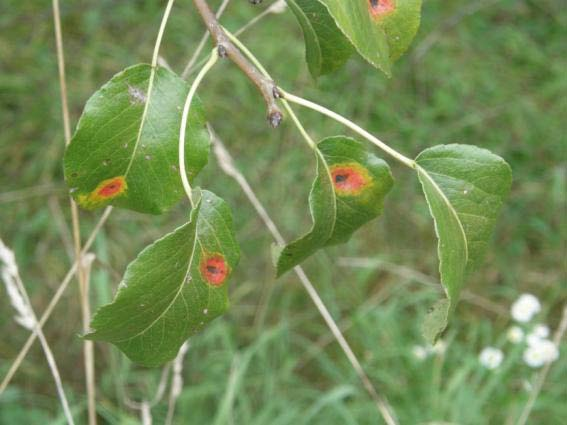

[479,346,504,369]
[477,293,560,370]
[508,293,559,368]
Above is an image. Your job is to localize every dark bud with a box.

[268,111,283,128]
[249,0,263,4]
[217,44,228,58]
[272,86,282,99]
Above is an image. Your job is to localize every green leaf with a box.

[318,0,422,75]
[64,64,209,214]
[85,190,239,367]
[274,136,393,277]
[415,144,512,343]
[286,0,354,78]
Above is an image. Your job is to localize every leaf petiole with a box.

[280,91,416,169]
[222,28,415,169]
[179,49,219,206]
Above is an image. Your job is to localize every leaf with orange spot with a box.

[317,0,423,76]
[274,136,393,277]
[286,0,354,78]
[85,190,239,367]
[64,64,209,214]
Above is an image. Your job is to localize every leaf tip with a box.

[421,298,451,345]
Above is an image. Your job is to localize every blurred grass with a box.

[0,0,566,423]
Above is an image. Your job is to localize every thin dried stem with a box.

[0,207,112,395]
[51,1,95,422]
[0,239,75,425]
[234,0,286,37]
[81,256,96,425]
[338,257,508,316]
[0,184,62,203]
[210,128,398,425]
[516,305,567,425]
[164,342,190,425]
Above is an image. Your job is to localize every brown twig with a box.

[191,0,282,127]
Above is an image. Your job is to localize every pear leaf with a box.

[85,190,239,367]
[275,136,393,276]
[64,64,208,214]
[318,0,422,75]
[416,144,512,343]
[286,0,354,78]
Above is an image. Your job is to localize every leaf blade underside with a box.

[416,144,512,343]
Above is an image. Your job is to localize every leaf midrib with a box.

[117,214,199,343]
[124,66,158,178]
[417,164,469,270]
[317,148,338,237]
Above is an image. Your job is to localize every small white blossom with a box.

[526,324,550,347]
[532,324,550,339]
[507,326,524,344]
[511,293,541,323]
[523,339,559,368]
[412,345,428,360]
[479,347,504,370]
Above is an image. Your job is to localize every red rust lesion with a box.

[368,0,395,20]
[97,177,125,198]
[77,176,127,209]
[200,253,229,287]
[330,163,372,196]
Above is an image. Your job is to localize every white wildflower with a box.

[523,339,559,368]
[507,326,524,344]
[479,346,504,370]
[532,324,550,339]
[511,293,541,323]
[526,324,550,347]
[412,345,428,360]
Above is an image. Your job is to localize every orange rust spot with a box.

[77,176,127,209]
[330,163,371,196]
[98,177,125,198]
[200,254,229,287]
[368,0,395,20]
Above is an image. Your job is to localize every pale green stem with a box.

[282,91,416,169]
[179,49,219,205]
[223,28,414,167]
[151,0,176,68]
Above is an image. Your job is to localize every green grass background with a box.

[0,0,565,423]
